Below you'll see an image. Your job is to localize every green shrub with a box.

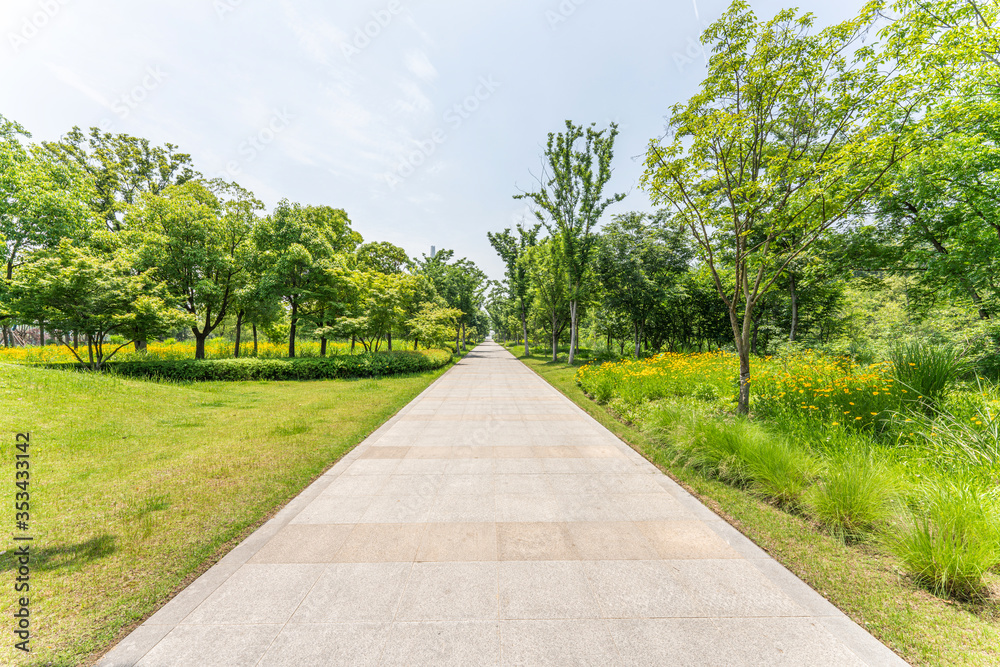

[886,478,1000,600]
[47,350,453,382]
[890,342,967,409]
[806,449,899,542]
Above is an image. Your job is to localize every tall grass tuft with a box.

[886,478,1000,600]
[805,449,900,542]
[889,342,967,410]
[646,403,815,505]
[743,437,817,508]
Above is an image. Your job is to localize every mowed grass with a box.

[517,352,1000,667]
[0,361,450,667]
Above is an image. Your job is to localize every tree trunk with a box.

[551,314,559,363]
[522,303,530,357]
[634,322,641,358]
[288,302,298,358]
[194,330,208,360]
[134,338,147,352]
[414,338,418,351]
[86,333,95,370]
[567,300,578,364]
[461,323,467,351]
[351,335,356,353]
[737,344,751,415]
[252,323,258,356]
[320,335,327,357]
[788,273,798,343]
[234,311,244,358]
[387,331,392,352]
[39,322,45,347]
[455,327,461,354]
[73,330,79,349]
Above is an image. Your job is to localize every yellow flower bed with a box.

[577,349,903,430]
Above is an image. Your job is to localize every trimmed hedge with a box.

[45,349,454,382]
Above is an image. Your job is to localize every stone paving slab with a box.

[99,341,908,666]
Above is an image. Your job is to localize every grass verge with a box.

[0,360,452,666]
[517,352,1000,667]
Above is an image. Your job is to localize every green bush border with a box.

[42,350,454,382]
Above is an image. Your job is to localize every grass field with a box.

[517,351,1000,667]
[0,361,451,666]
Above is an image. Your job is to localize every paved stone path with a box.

[100,341,907,666]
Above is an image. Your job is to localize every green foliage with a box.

[50,349,452,382]
[515,120,626,364]
[889,342,968,409]
[640,0,923,413]
[6,240,186,369]
[886,478,1000,600]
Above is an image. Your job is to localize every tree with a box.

[5,241,184,369]
[1,116,96,345]
[640,1,923,413]
[487,221,540,357]
[413,249,487,353]
[596,212,693,357]
[525,237,571,361]
[42,127,198,232]
[255,200,362,357]
[410,301,463,350]
[129,180,261,359]
[356,241,409,274]
[859,0,1000,321]
[515,120,625,364]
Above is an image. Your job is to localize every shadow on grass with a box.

[2,534,116,573]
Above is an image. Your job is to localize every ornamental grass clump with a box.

[889,342,968,410]
[886,478,1000,601]
[805,449,900,543]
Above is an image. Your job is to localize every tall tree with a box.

[525,237,571,362]
[42,127,198,232]
[0,116,96,346]
[515,120,625,364]
[255,200,361,357]
[487,221,540,357]
[129,180,261,359]
[641,1,923,413]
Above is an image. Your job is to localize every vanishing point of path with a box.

[99,341,906,666]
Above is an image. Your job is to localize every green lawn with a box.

[0,362,451,666]
[517,352,1000,667]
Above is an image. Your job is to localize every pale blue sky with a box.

[1,0,865,280]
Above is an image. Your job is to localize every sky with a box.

[0,0,867,282]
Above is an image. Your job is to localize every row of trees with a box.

[488,0,998,414]
[0,121,488,368]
